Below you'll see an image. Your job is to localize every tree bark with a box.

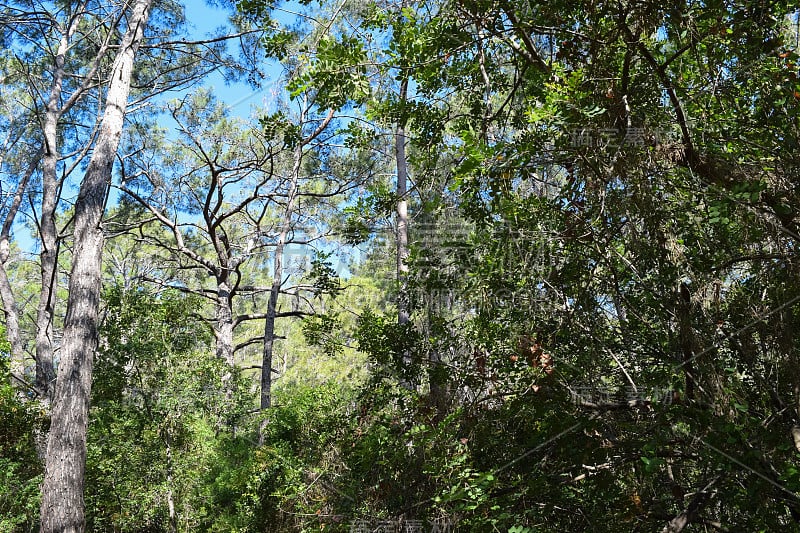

[165,440,178,533]
[216,277,237,430]
[39,1,152,531]
[259,106,333,442]
[395,76,417,392]
[395,77,410,328]
[215,281,235,367]
[677,282,696,401]
[34,9,87,401]
[260,143,302,434]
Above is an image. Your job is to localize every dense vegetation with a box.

[2,0,800,531]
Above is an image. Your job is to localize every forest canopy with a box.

[1,0,800,531]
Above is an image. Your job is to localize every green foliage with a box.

[200,384,357,532]
[322,0,800,529]
[259,111,302,148]
[356,309,421,384]
[302,314,343,357]
[5,0,800,530]
[287,36,370,109]
[86,287,253,532]
[308,252,342,298]
[0,326,44,533]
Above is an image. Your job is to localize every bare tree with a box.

[116,93,358,434]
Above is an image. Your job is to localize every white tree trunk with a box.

[216,281,235,367]
[395,77,410,327]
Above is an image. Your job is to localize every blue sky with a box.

[184,0,281,118]
[9,1,275,253]
[12,1,367,278]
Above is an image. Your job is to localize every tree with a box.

[39,2,153,530]
[117,88,367,431]
[241,0,382,433]
[325,0,800,529]
[419,0,800,529]
[259,101,335,418]
[1,0,99,400]
[2,0,799,529]
[1,1,266,528]
[0,0,264,400]
[118,90,280,376]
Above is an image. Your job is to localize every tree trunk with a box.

[395,77,410,327]
[259,107,333,443]
[259,143,302,438]
[395,77,417,391]
[40,1,152,531]
[216,278,237,430]
[165,440,178,533]
[677,282,696,402]
[0,264,22,379]
[34,11,86,402]
[215,281,235,368]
